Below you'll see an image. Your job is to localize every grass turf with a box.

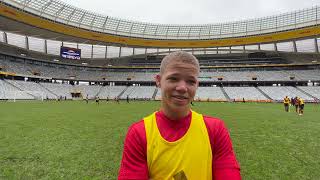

[0,100,319,179]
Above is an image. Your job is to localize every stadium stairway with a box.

[117,86,129,99]
[95,86,104,98]
[120,86,136,99]
[152,88,158,100]
[220,87,231,101]
[255,86,272,100]
[4,79,36,99]
[38,83,59,98]
[294,86,317,99]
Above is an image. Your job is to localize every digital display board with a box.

[60,46,81,60]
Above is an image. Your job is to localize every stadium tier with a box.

[2,78,320,102]
[0,49,319,102]
[297,86,320,99]
[0,52,320,82]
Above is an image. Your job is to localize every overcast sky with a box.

[60,0,320,24]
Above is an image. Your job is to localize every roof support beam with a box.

[40,0,53,15]
[54,5,66,21]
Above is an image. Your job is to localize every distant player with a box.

[283,96,290,112]
[294,96,299,113]
[85,94,89,104]
[95,96,100,105]
[298,97,304,115]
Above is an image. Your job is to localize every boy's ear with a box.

[155,74,161,88]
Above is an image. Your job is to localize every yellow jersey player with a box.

[298,97,304,115]
[283,96,290,112]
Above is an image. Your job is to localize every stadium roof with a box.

[0,0,320,48]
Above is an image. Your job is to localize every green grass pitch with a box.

[0,100,319,179]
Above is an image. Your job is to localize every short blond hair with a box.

[160,51,200,75]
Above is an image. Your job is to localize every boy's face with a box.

[156,61,199,112]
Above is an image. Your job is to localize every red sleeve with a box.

[118,120,149,180]
[118,116,241,180]
[204,116,241,180]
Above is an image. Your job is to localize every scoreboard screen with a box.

[60,46,81,60]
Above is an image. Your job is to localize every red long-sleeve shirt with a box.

[119,111,241,180]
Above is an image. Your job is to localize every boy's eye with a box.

[168,77,177,81]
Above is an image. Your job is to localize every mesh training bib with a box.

[144,111,212,180]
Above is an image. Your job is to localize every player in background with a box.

[298,97,304,115]
[283,96,290,112]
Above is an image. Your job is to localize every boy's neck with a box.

[160,107,190,121]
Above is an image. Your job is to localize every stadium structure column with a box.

[3,32,7,44]
[145,48,148,60]
[119,46,122,58]
[105,46,108,59]
[229,46,231,54]
[293,40,297,53]
[91,44,94,59]
[25,36,29,50]
[44,39,48,54]
[258,44,261,50]
[274,43,278,51]
[314,38,319,53]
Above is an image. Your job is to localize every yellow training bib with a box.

[144,111,212,180]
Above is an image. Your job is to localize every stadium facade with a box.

[0,0,319,102]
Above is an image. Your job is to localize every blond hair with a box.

[160,51,200,75]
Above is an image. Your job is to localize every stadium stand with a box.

[0,79,34,100]
[6,79,57,99]
[1,54,319,82]
[97,86,127,99]
[120,86,156,100]
[258,86,314,101]
[73,84,102,99]
[194,87,227,101]
[297,86,320,99]
[223,87,269,101]
[39,82,73,99]
[0,0,319,103]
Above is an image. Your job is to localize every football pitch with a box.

[0,100,319,179]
